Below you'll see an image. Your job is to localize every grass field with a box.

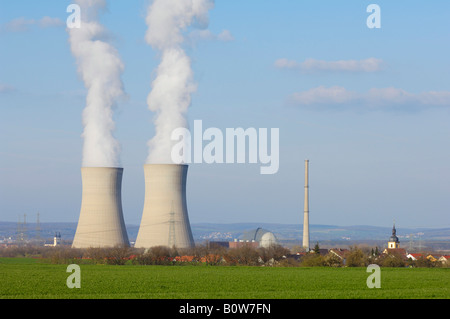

[0,257,448,299]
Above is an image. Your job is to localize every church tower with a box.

[388,223,400,249]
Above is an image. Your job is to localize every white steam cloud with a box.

[67,0,125,167]
[145,0,214,164]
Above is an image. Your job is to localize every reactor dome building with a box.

[239,227,278,248]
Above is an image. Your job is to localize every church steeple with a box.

[388,222,399,249]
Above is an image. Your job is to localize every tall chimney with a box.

[72,167,129,248]
[302,159,310,251]
[135,164,194,249]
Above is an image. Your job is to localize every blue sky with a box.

[0,0,449,228]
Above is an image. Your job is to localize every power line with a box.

[168,201,176,247]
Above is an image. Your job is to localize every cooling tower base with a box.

[72,167,129,248]
[135,164,195,249]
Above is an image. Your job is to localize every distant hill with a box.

[190,222,450,249]
[1,221,449,250]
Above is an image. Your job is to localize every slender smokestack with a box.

[135,164,194,249]
[302,159,310,251]
[72,167,129,248]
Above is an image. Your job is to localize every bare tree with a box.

[225,245,260,266]
[346,246,368,267]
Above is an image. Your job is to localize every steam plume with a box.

[68,0,125,167]
[145,0,214,163]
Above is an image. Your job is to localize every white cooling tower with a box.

[135,164,195,249]
[72,167,129,248]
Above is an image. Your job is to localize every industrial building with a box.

[207,228,278,249]
[238,228,278,248]
[69,160,305,249]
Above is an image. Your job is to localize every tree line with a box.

[1,243,447,268]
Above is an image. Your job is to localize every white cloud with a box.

[0,83,15,93]
[188,29,234,43]
[189,29,215,41]
[289,86,450,109]
[274,58,300,69]
[275,57,383,73]
[366,87,414,105]
[1,16,64,32]
[2,17,36,32]
[290,86,357,105]
[416,91,450,105]
[366,88,450,107]
[39,16,65,28]
[217,29,234,42]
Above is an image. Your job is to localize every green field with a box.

[0,258,448,299]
